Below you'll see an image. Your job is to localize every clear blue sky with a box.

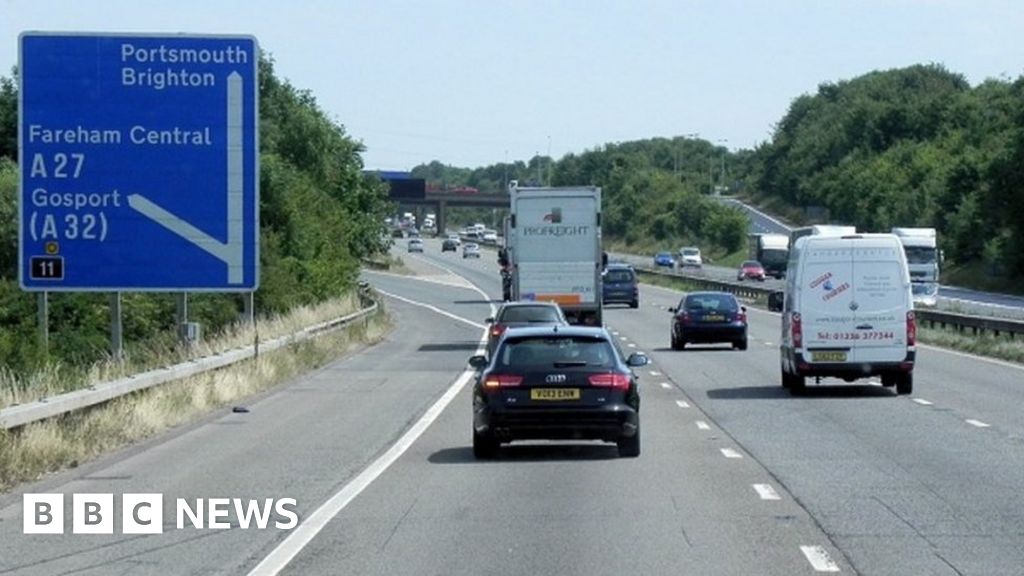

[4,0,1022,171]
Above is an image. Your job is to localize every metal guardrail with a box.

[0,287,379,430]
[633,265,1024,340]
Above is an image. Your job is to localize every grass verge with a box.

[0,294,392,492]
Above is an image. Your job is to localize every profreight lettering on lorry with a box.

[507,181,603,325]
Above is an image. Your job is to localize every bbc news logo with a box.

[24,494,298,534]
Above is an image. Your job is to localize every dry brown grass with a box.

[0,295,391,492]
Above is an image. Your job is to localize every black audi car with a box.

[468,326,648,459]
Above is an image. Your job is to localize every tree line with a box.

[0,56,392,378]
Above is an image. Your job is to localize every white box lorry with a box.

[507,182,603,325]
[891,227,940,306]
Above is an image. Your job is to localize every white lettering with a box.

[233,499,274,530]
[176,499,203,529]
[274,498,299,530]
[207,498,231,529]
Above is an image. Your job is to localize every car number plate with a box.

[703,314,725,322]
[812,351,847,362]
[530,388,580,401]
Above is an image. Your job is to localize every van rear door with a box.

[850,240,909,364]
[799,240,856,364]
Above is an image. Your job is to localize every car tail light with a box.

[677,312,692,325]
[490,324,507,338]
[588,373,631,390]
[737,309,747,323]
[483,374,523,390]
[906,311,916,346]
[792,312,803,348]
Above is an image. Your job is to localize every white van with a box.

[779,233,916,394]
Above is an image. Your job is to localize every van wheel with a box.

[896,372,913,395]
[782,367,804,392]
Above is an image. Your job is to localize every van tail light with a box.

[589,373,631,390]
[792,312,803,349]
[490,324,507,338]
[906,311,916,346]
[483,374,523,390]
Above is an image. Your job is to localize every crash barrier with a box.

[633,265,1024,340]
[0,284,379,430]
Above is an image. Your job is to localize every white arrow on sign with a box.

[128,71,245,285]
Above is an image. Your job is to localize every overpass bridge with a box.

[395,190,510,234]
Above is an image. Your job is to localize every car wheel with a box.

[735,339,748,351]
[896,372,913,395]
[671,332,684,351]
[617,423,640,458]
[630,299,639,309]
[881,374,896,387]
[473,429,498,459]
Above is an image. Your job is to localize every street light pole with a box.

[715,138,728,194]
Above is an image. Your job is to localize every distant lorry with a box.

[891,227,940,306]
[507,181,603,325]
[749,233,790,279]
[788,224,857,248]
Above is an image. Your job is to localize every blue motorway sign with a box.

[19,33,259,291]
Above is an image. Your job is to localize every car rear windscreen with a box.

[684,294,738,312]
[499,336,615,368]
[500,306,563,323]
[604,270,634,283]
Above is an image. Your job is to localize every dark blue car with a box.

[669,291,748,351]
[602,263,639,308]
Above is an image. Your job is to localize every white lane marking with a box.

[627,343,636,348]
[764,341,774,346]
[376,289,486,330]
[363,269,475,290]
[660,382,672,389]
[649,370,661,376]
[800,545,841,572]
[912,398,933,406]
[720,448,743,459]
[675,400,690,408]
[696,421,711,430]
[612,331,620,336]
[753,484,781,501]
[966,419,991,428]
[619,336,628,341]
[251,274,496,576]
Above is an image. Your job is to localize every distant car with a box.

[442,238,458,252]
[737,260,766,281]
[463,243,481,258]
[407,238,424,253]
[653,252,676,267]
[407,227,421,238]
[467,325,649,458]
[669,291,747,350]
[678,247,702,268]
[603,263,639,308]
[482,230,499,243]
[447,233,462,247]
[485,301,569,357]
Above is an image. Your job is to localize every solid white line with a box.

[720,448,743,459]
[363,269,474,290]
[800,545,841,572]
[912,398,933,406]
[660,382,671,389]
[696,421,711,430]
[918,342,1024,372]
[376,289,486,330]
[675,400,690,408]
[966,419,990,428]
[753,483,781,501]
[250,267,496,576]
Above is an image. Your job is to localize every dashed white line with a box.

[696,421,711,430]
[675,400,690,408]
[649,370,661,376]
[912,398,933,406]
[619,336,628,341]
[627,343,636,348]
[660,382,671,389]
[753,483,781,501]
[720,448,743,459]
[966,419,991,428]
[800,545,841,572]
[612,331,620,336]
